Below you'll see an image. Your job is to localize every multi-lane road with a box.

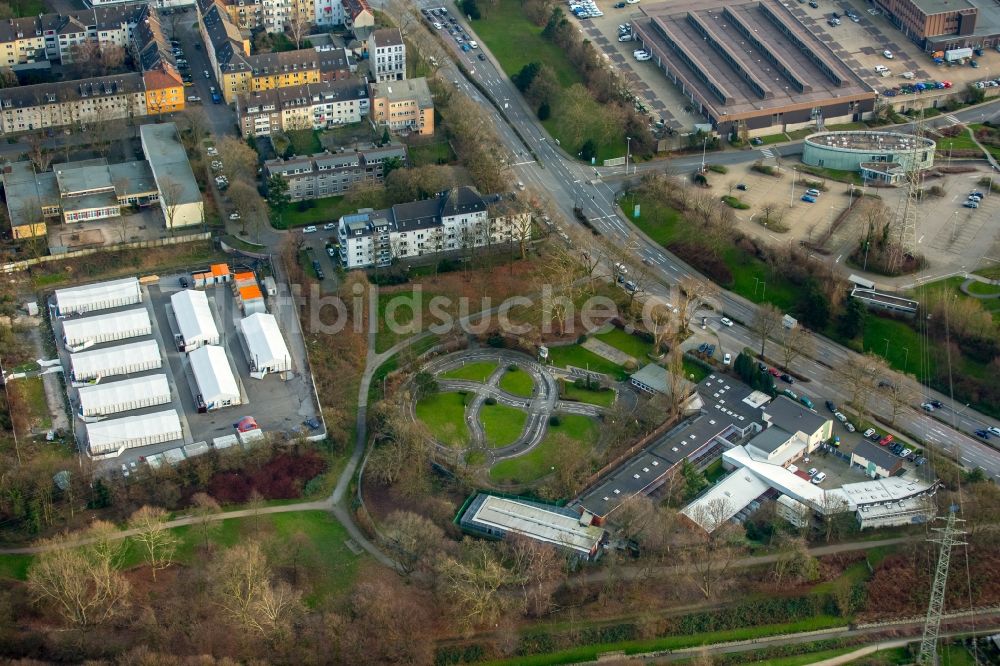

[411,0,1000,479]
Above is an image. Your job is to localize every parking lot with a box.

[51,268,320,476]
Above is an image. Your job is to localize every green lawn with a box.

[415,391,470,447]
[440,361,498,383]
[285,129,322,155]
[559,380,616,407]
[754,646,859,666]
[1,512,361,606]
[408,140,456,166]
[480,403,528,448]
[546,344,626,379]
[594,328,655,360]
[703,458,726,483]
[499,367,535,397]
[489,414,598,484]
[796,164,864,186]
[682,358,711,383]
[375,290,441,353]
[965,280,1000,296]
[19,376,51,430]
[276,196,356,229]
[973,264,1000,280]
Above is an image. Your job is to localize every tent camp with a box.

[70,339,162,381]
[86,409,183,456]
[239,313,292,378]
[62,308,152,347]
[54,277,142,316]
[77,374,171,417]
[171,289,220,351]
[189,345,241,411]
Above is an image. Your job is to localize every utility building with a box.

[70,339,162,381]
[188,345,241,411]
[171,290,220,351]
[77,374,172,417]
[53,277,141,316]
[86,409,183,456]
[239,312,292,379]
[61,308,152,347]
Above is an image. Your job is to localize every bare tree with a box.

[836,352,884,421]
[189,492,221,551]
[664,345,688,420]
[286,14,311,49]
[216,136,259,185]
[176,107,210,151]
[159,177,184,232]
[25,133,53,173]
[212,540,304,636]
[883,374,917,426]
[435,541,514,629]
[778,325,815,371]
[647,301,678,353]
[381,510,445,574]
[27,521,131,627]
[127,505,178,581]
[751,303,783,359]
[680,507,743,599]
[676,277,720,333]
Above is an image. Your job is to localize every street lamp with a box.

[700,135,708,173]
[625,136,632,175]
[883,338,890,357]
[789,167,797,207]
[902,346,910,371]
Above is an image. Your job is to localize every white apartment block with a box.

[337,187,529,269]
[263,144,406,200]
[0,74,146,134]
[367,28,405,82]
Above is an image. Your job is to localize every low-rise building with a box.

[369,77,433,136]
[337,186,528,269]
[850,440,904,479]
[263,144,406,200]
[368,28,405,82]
[140,123,205,229]
[0,73,147,135]
[236,78,368,137]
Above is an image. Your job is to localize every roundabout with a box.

[411,350,611,482]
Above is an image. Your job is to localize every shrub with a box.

[548,415,562,426]
[576,334,587,344]
[487,331,505,347]
[721,195,751,210]
[707,164,728,174]
[484,397,497,405]
[751,162,780,177]
[507,363,518,371]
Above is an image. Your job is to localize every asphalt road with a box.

[415,2,1000,479]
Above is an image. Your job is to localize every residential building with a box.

[0,5,148,67]
[367,28,405,82]
[316,0,373,30]
[143,64,186,115]
[0,74,147,135]
[850,440,904,479]
[263,144,405,200]
[369,77,433,135]
[140,123,205,228]
[337,186,529,269]
[236,78,368,136]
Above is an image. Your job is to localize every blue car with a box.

[801,194,816,203]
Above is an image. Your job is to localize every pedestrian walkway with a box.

[759,147,775,160]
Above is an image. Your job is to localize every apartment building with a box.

[0,74,147,134]
[263,144,406,200]
[0,5,147,67]
[337,187,528,269]
[369,77,433,136]
[367,28,405,82]
[236,77,368,136]
[315,0,373,29]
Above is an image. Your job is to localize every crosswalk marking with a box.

[944,114,961,125]
[760,147,775,159]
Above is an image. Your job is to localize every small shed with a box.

[210,263,231,283]
[262,276,277,296]
[850,440,903,479]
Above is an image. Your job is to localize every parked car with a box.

[614,1,625,6]
[203,70,211,78]
[782,389,798,400]
[799,395,814,409]
[989,426,1000,437]
[825,400,836,412]
[883,49,894,59]
[723,352,732,365]
[879,434,894,446]
[179,276,189,288]
[964,201,979,209]
[801,194,817,203]
[834,411,847,423]
[898,448,912,458]
[845,422,856,432]
[780,373,794,384]
[869,430,881,442]
[697,343,709,354]
[736,183,748,191]
[720,317,733,327]
[228,212,240,220]
[769,368,781,377]
[974,429,990,439]
[323,222,336,230]
[805,188,821,197]
[326,246,337,257]
[302,225,318,233]
[863,428,876,439]
[811,472,827,484]
[807,467,818,477]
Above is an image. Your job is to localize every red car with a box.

[878,434,894,447]
[768,368,781,377]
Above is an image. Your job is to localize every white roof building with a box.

[54,277,141,316]
[681,469,771,532]
[62,307,152,347]
[239,313,292,378]
[70,339,162,381]
[189,345,241,410]
[77,374,171,417]
[171,289,220,350]
[86,409,183,456]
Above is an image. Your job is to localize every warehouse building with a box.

[802,131,935,182]
[850,440,904,479]
[61,308,152,348]
[53,277,142,316]
[188,345,241,411]
[239,312,292,379]
[874,0,1000,51]
[457,493,607,560]
[631,0,877,138]
[70,339,162,381]
[171,289,220,351]
[86,409,183,456]
[139,123,205,229]
[77,374,172,417]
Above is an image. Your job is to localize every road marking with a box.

[945,114,961,125]
[760,147,775,159]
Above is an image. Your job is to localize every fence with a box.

[1,232,213,273]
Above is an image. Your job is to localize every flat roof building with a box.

[239,312,292,379]
[631,0,877,138]
[54,277,142,316]
[86,409,183,456]
[188,345,241,411]
[803,131,935,176]
[140,123,204,229]
[457,493,606,559]
[77,374,171,417]
[171,289,220,351]
[874,0,999,51]
[61,308,152,347]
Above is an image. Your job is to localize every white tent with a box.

[87,409,182,456]
[239,313,292,378]
[77,374,171,417]
[171,290,220,351]
[71,339,162,381]
[62,308,152,347]
[54,277,141,316]
[189,345,241,410]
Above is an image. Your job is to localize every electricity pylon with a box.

[888,113,926,274]
[917,505,966,665]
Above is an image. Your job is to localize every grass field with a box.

[966,280,1000,296]
[595,328,655,360]
[285,129,322,155]
[375,289,442,353]
[0,512,361,606]
[408,140,456,166]
[499,367,535,397]
[546,344,626,379]
[441,361,498,383]
[560,380,616,407]
[703,458,726,483]
[415,391,469,446]
[472,0,626,161]
[480,403,528,447]
[18,376,51,431]
[276,196,356,229]
[489,414,597,484]
[682,358,711,383]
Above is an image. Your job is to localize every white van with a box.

[900,71,915,79]
[873,65,889,74]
